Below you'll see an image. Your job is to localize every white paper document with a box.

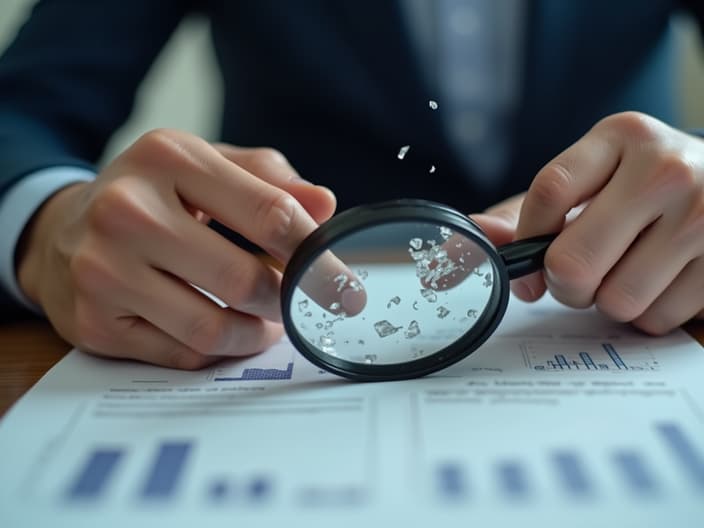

[1,296,703,528]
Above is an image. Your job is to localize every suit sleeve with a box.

[0,0,194,316]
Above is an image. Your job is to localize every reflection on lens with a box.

[289,221,497,366]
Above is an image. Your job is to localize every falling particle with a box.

[429,100,438,110]
[420,288,438,303]
[329,302,340,311]
[429,165,436,173]
[333,273,348,292]
[387,296,401,308]
[473,267,483,276]
[373,320,402,338]
[304,311,312,318]
[412,300,419,311]
[439,226,453,240]
[483,272,493,288]
[467,309,478,318]
[436,306,450,319]
[357,269,369,280]
[409,238,423,250]
[297,300,309,312]
[455,242,463,248]
[315,322,323,329]
[358,339,365,346]
[397,145,410,160]
[364,354,377,365]
[405,320,421,339]
[324,321,334,330]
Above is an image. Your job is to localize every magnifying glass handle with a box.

[498,234,557,280]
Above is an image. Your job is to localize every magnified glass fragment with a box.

[290,222,497,366]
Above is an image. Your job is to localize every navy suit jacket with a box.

[0,0,702,315]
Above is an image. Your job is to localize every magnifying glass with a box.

[281,200,554,381]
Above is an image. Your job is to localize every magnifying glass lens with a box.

[288,221,498,367]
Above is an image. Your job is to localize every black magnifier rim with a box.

[281,199,511,382]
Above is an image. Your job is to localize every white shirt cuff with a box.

[0,167,96,312]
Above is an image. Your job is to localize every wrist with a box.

[17,182,88,305]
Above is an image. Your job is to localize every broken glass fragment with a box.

[439,226,453,240]
[420,288,437,303]
[436,306,450,319]
[333,273,348,292]
[397,145,410,159]
[373,320,402,338]
[329,301,340,311]
[387,296,401,308]
[483,272,493,288]
[304,311,312,318]
[297,299,308,312]
[467,309,478,318]
[409,238,423,250]
[412,300,419,311]
[364,354,377,365]
[429,100,438,110]
[429,165,436,173]
[404,320,421,339]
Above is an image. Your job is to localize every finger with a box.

[85,316,223,370]
[543,156,669,308]
[128,266,284,357]
[594,213,692,322]
[514,127,621,300]
[213,143,337,224]
[631,257,704,335]
[147,210,284,322]
[296,249,368,316]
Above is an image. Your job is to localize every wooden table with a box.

[2,318,704,417]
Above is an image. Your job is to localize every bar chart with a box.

[523,341,660,372]
[211,339,296,381]
[433,422,704,502]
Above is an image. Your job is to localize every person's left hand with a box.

[472,112,704,335]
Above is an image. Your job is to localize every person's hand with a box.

[500,112,704,335]
[16,129,362,369]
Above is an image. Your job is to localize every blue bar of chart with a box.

[214,362,294,381]
[140,441,192,500]
[656,423,704,489]
[612,451,658,495]
[551,451,593,497]
[66,448,124,500]
[496,460,530,498]
[526,342,659,372]
[436,462,467,500]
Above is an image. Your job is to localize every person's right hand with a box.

[16,129,345,369]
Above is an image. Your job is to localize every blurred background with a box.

[1,0,702,167]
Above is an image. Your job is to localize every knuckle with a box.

[600,111,659,143]
[128,129,208,175]
[595,280,645,322]
[254,191,297,245]
[530,161,573,210]
[252,147,288,167]
[652,152,698,193]
[186,312,228,355]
